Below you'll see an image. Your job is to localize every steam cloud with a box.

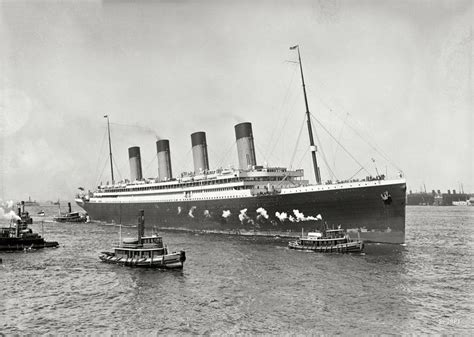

[256,207,269,219]
[288,210,323,222]
[275,211,288,221]
[0,208,21,221]
[0,200,15,209]
[238,208,254,224]
[222,210,231,218]
[238,208,249,222]
[188,206,196,218]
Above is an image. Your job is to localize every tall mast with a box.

[290,45,321,184]
[104,115,115,184]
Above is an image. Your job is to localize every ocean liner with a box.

[76,46,406,244]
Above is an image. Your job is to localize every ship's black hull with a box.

[0,238,59,251]
[78,181,406,243]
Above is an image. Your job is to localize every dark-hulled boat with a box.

[0,202,59,251]
[53,202,88,223]
[99,210,186,269]
[288,226,364,253]
[76,46,406,244]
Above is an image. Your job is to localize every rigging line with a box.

[316,96,402,172]
[94,128,108,182]
[173,147,193,174]
[310,112,370,177]
[143,154,157,178]
[288,115,306,169]
[296,146,309,169]
[211,140,236,169]
[332,111,349,173]
[109,122,158,136]
[95,158,109,187]
[267,89,300,160]
[265,65,298,157]
[112,156,123,182]
[348,167,366,181]
[255,142,269,166]
[311,117,337,181]
[310,81,394,161]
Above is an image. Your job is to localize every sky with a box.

[0,0,472,202]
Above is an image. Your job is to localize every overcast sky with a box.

[1,0,472,202]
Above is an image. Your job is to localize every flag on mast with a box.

[290,45,298,50]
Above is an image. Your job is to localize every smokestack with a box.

[191,131,209,174]
[156,139,173,181]
[234,122,257,170]
[137,209,145,244]
[128,146,143,181]
[68,202,72,214]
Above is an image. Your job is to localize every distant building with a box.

[407,189,471,206]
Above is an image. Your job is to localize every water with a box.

[1,206,473,334]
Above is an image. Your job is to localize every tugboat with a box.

[0,202,59,251]
[53,202,88,223]
[288,225,364,253]
[16,200,33,225]
[99,210,186,269]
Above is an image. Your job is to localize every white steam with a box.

[275,211,288,221]
[222,210,231,218]
[0,199,15,209]
[288,210,323,222]
[238,208,249,222]
[238,208,254,224]
[0,208,21,221]
[256,207,269,219]
[188,206,196,218]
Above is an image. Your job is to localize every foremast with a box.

[290,45,322,184]
[104,114,115,185]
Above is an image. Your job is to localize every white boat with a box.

[288,226,364,253]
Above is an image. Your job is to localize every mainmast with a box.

[104,115,115,185]
[290,45,321,184]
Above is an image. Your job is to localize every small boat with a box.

[99,210,186,269]
[23,196,39,206]
[288,226,364,253]
[53,202,87,223]
[0,202,59,251]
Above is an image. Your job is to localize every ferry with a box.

[288,226,364,253]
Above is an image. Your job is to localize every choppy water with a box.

[1,205,473,334]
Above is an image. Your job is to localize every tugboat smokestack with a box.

[156,140,173,181]
[137,210,145,244]
[68,202,72,214]
[235,122,257,170]
[128,146,143,181]
[191,131,209,174]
